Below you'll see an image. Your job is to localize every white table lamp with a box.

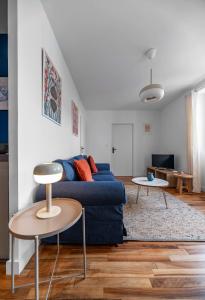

[33,162,63,219]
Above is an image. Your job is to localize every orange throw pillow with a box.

[88,155,98,173]
[74,159,93,181]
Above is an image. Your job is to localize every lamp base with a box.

[36,205,61,219]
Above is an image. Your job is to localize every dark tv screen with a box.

[0,110,8,143]
[152,154,174,169]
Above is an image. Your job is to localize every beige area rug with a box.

[124,185,205,241]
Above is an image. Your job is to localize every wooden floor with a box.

[1,178,205,299]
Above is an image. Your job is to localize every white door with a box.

[111,124,133,176]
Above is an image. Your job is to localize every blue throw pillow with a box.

[55,159,78,181]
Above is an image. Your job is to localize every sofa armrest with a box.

[35,181,126,206]
[96,163,110,171]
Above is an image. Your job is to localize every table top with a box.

[132,177,169,187]
[172,173,193,179]
[148,167,193,178]
[9,198,82,240]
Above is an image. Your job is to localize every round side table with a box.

[132,177,169,209]
[9,198,86,300]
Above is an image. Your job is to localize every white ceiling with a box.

[42,0,205,110]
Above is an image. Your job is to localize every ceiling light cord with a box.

[150,68,153,84]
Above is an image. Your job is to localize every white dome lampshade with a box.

[139,83,165,103]
[33,162,63,219]
[33,162,63,184]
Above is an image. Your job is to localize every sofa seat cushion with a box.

[92,173,116,181]
[36,181,126,206]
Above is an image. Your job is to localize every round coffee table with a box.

[9,198,86,300]
[132,177,169,209]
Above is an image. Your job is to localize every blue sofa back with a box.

[55,155,117,183]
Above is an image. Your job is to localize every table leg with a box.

[136,185,141,203]
[187,178,192,193]
[11,234,15,293]
[178,177,183,194]
[147,187,149,196]
[162,191,168,209]
[45,233,60,300]
[82,208,86,279]
[35,236,39,300]
[56,231,59,248]
[176,178,179,191]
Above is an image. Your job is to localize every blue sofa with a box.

[35,155,127,244]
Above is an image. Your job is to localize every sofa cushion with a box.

[36,181,126,206]
[95,170,114,175]
[74,159,93,181]
[92,173,116,181]
[95,163,110,171]
[55,159,78,181]
[88,155,98,173]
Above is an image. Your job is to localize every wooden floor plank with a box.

[153,269,205,276]
[170,254,205,262]
[104,286,205,299]
[150,276,205,288]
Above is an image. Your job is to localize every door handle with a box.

[112,147,117,154]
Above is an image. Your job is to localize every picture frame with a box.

[72,100,79,136]
[144,123,151,133]
[42,49,62,125]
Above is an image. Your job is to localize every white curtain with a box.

[186,91,201,193]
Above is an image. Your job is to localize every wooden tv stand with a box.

[147,166,193,193]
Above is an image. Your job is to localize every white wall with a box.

[86,110,161,176]
[160,93,205,190]
[198,93,205,191]
[7,0,86,273]
[86,97,189,177]
[159,96,188,171]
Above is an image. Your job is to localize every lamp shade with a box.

[33,162,63,184]
[139,84,164,103]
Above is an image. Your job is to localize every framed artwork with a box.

[0,77,8,110]
[42,49,62,125]
[72,101,78,136]
[144,123,151,133]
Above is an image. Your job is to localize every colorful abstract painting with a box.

[72,101,78,136]
[0,77,8,110]
[43,50,62,125]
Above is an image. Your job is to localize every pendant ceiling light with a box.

[139,48,164,103]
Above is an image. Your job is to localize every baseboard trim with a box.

[6,241,34,275]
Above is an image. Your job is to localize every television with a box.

[152,154,174,169]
